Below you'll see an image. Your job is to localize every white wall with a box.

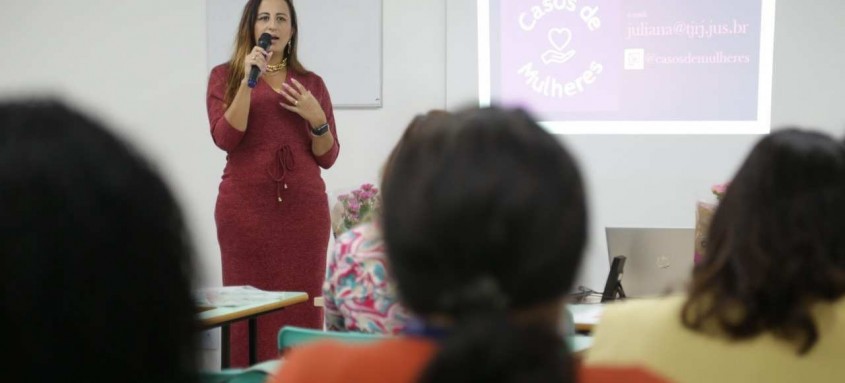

[0,0,445,283]
[1,0,844,369]
[0,0,220,284]
[0,0,445,369]
[446,0,845,290]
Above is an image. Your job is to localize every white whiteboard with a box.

[206,0,383,108]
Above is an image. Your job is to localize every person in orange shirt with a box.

[272,107,668,383]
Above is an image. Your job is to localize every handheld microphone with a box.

[247,33,273,88]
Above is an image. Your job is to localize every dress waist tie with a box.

[267,144,295,203]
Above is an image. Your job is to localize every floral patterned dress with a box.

[323,221,411,334]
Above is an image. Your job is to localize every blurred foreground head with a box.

[0,99,198,383]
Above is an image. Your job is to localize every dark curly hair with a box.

[682,128,845,354]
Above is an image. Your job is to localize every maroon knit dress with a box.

[206,63,339,366]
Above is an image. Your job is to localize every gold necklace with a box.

[266,57,288,73]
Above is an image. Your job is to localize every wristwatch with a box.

[311,123,330,136]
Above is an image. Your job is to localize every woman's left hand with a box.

[279,78,328,128]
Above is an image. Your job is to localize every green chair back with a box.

[275,325,592,360]
[198,369,268,383]
[563,306,576,336]
[277,325,386,351]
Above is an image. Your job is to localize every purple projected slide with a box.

[489,0,763,123]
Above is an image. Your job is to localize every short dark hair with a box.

[380,109,450,189]
[0,99,199,382]
[382,106,587,383]
[682,128,845,354]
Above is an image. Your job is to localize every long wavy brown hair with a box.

[223,0,307,105]
[681,129,845,354]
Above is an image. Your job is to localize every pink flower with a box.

[347,199,361,211]
[711,182,729,200]
[332,184,383,236]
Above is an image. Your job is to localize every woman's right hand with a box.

[242,46,273,81]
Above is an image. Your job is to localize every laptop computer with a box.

[604,227,695,298]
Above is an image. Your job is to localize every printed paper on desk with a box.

[570,304,604,325]
[195,285,289,307]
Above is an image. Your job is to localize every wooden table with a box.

[199,291,308,368]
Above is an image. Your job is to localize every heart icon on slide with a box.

[548,28,573,52]
[542,27,576,64]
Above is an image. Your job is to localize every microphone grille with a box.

[258,33,272,49]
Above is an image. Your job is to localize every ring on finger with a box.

[294,100,299,106]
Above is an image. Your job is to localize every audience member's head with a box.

[0,99,199,382]
[683,128,845,354]
[382,106,587,383]
[322,111,451,334]
[380,109,450,186]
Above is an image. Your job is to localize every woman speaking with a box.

[205,0,339,366]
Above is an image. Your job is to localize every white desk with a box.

[199,290,308,368]
[568,303,605,333]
